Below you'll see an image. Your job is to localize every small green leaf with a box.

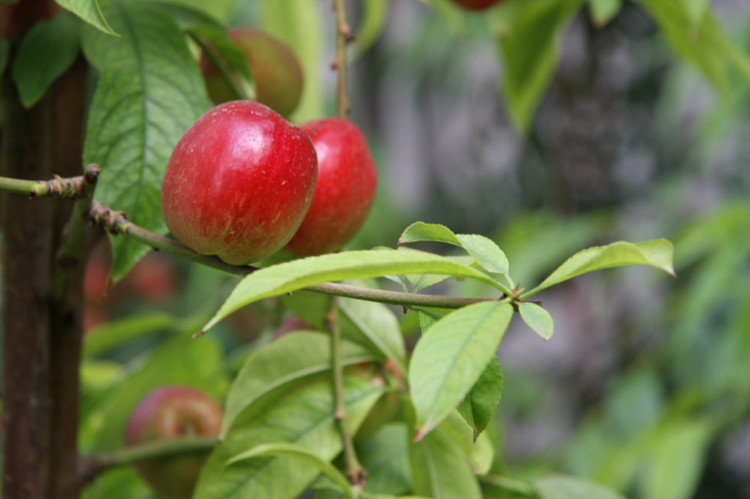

[222,332,375,437]
[409,423,482,499]
[498,0,583,132]
[339,298,408,375]
[56,0,117,35]
[82,0,208,281]
[399,222,463,246]
[410,302,513,440]
[588,0,621,27]
[226,443,354,499]
[439,411,495,475]
[518,302,554,340]
[400,222,511,280]
[202,248,504,332]
[193,376,383,499]
[457,356,503,439]
[11,12,81,108]
[523,239,675,298]
[534,475,626,499]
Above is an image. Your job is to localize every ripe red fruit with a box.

[285,118,377,256]
[161,100,318,265]
[201,28,304,117]
[125,386,223,498]
[449,0,503,11]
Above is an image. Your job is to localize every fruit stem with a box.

[78,436,220,485]
[333,0,354,117]
[327,299,367,487]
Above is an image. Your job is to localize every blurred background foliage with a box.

[79,1,749,498]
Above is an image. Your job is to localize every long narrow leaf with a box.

[202,248,503,332]
[523,239,675,298]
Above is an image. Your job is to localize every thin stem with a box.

[79,437,219,484]
[333,0,354,117]
[87,200,505,310]
[327,299,367,487]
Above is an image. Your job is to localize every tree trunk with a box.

[2,3,88,497]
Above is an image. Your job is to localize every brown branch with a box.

[333,0,355,117]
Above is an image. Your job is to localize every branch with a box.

[0,170,93,198]
[332,0,355,117]
[78,437,219,485]
[55,164,101,296]
[86,201,504,310]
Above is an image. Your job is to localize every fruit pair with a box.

[161,100,377,265]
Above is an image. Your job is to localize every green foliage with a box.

[12,12,81,108]
[496,0,584,132]
[82,0,208,281]
[55,0,117,35]
[221,332,376,437]
[193,375,383,499]
[410,302,513,439]
[202,248,506,332]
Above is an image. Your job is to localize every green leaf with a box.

[588,0,621,27]
[81,0,208,282]
[498,0,583,132]
[83,311,174,357]
[202,248,504,332]
[636,0,750,95]
[535,475,626,499]
[260,0,323,121]
[409,423,482,499]
[356,424,411,495]
[439,411,495,475]
[193,376,383,499]
[518,302,554,340]
[340,298,408,375]
[11,12,81,108]
[409,302,513,440]
[150,0,234,24]
[641,420,714,499]
[227,443,354,499]
[187,24,253,92]
[221,332,375,437]
[56,0,117,35]
[399,222,511,279]
[456,356,503,439]
[523,239,675,298]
